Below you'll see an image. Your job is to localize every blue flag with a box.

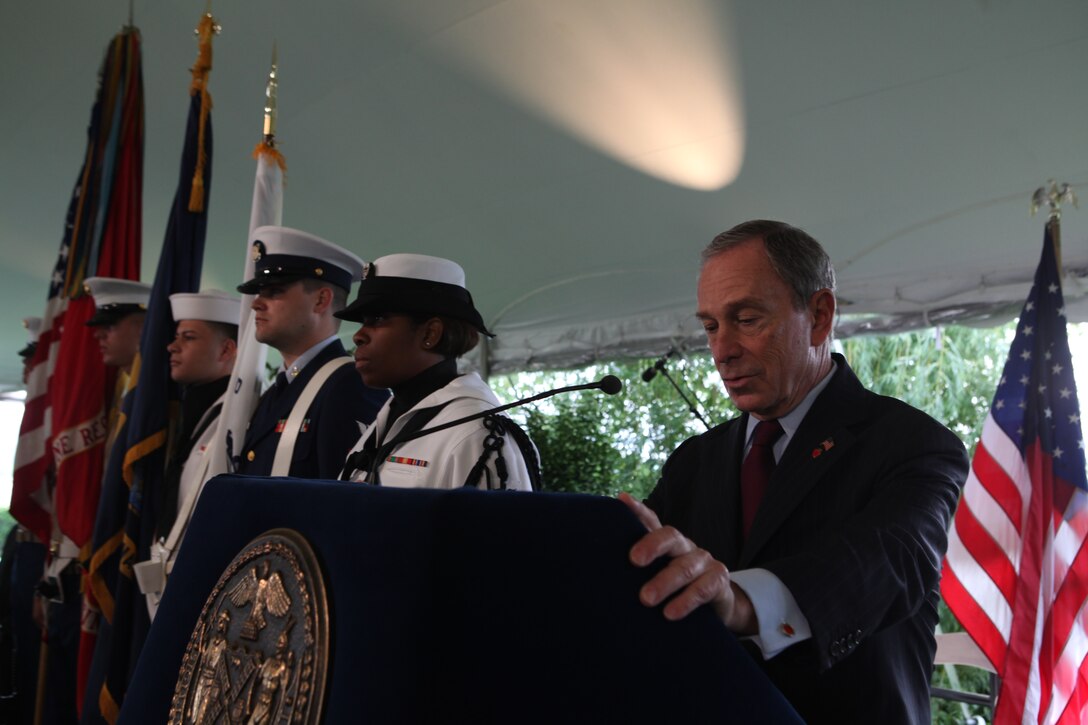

[82,15,215,723]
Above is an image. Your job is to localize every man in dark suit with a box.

[234,226,388,478]
[622,220,968,723]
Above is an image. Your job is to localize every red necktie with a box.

[741,419,784,538]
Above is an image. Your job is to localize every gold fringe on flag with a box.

[253,140,287,174]
[188,13,217,213]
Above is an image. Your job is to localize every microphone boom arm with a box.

[649,361,711,431]
[394,376,622,446]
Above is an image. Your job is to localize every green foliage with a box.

[841,325,1012,456]
[524,396,617,495]
[0,510,13,555]
[492,355,737,498]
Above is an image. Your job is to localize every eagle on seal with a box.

[228,561,291,641]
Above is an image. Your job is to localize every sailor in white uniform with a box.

[337,254,538,490]
[135,290,240,618]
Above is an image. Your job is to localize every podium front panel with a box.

[120,476,800,723]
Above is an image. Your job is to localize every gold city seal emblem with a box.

[169,529,329,725]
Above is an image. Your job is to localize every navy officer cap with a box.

[83,277,151,327]
[238,226,364,295]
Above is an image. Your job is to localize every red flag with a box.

[942,223,1088,724]
[11,29,143,548]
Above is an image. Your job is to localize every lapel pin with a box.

[811,437,835,458]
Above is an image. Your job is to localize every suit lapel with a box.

[712,418,747,568]
[739,355,871,566]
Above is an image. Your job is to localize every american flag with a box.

[11,211,71,546]
[942,223,1088,724]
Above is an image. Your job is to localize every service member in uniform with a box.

[84,277,150,376]
[135,290,240,618]
[39,277,150,722]
[338,254,537,490]
[235,226,387,478]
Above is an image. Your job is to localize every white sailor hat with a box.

[18,317,41,359]
[335,253,492,336]
[83,277,151,327]
[169,290,241,327]
[237,226,364,294]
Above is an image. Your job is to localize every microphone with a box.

[395,375,623,446]
[642,347,677,382]
[598,374,623,395]
[639,347,711,430]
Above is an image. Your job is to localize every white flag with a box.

[205,146,283,477]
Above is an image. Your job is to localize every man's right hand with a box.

[620,492,757,634]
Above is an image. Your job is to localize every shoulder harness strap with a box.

[463,414,542,491]
[271,357,351,477]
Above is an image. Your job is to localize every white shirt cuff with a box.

[730,568,812,659]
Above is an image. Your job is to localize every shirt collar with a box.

[280,334,339,384]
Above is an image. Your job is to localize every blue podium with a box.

[120,476,800,723]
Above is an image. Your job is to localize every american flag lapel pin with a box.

[811,437,835,459]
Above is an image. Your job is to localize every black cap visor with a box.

[335,277,493,336]
[85,304,145,327]
[237,272,311,295]
[238,253,353,295]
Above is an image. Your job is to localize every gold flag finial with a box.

[263,41,278,139]
[1031,180,1078,276]
[254,41,286,173]
[1031,180,1078,222]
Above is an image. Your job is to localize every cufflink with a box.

[780,621,796,637]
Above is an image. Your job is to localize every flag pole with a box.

[200,43,283,481]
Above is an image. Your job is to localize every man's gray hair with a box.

[702,220,836,310]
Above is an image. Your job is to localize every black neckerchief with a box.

[178,376,230,446]
[385,358,458,432]
[156,375,230,537]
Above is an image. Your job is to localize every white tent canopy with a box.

[2,0,1086,385]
